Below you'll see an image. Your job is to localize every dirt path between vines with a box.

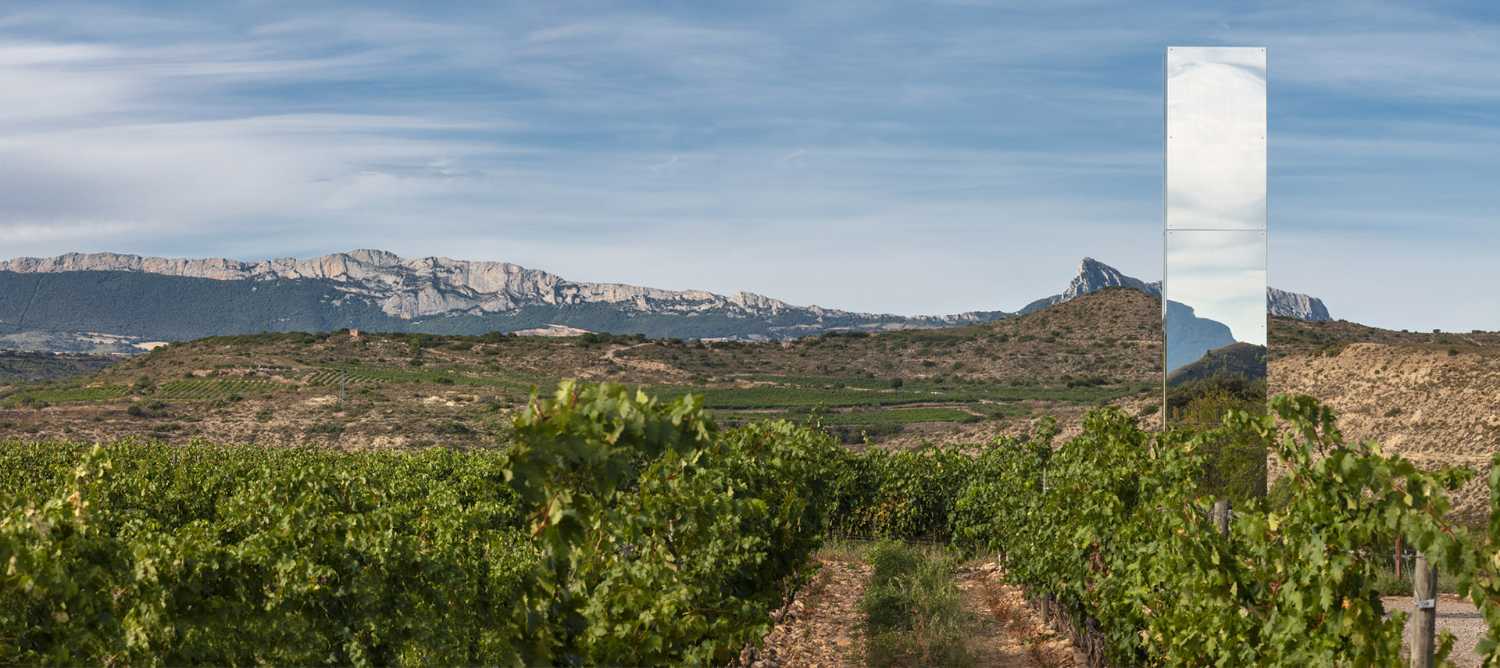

[759,555,1083,668]
[957,563,1084,667]
[756,556,871,667]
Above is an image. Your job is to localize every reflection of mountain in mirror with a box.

[1165,300,1234,373]
[1165,336,1267,428]
[1165,230,1266,348]
[1167,341,1266,387]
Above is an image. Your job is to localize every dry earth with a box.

[1272,343,1500,521]
[958,563,1083,667]
[750,556,870,668]
[753,554,1083,668]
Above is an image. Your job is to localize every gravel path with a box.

[958,563,1084,667]
[752,556,871,668]
[1384,595,1486,667]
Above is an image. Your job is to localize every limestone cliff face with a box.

[0,251,1330,332]
[0,250,813,321]
[1267,287,1331,322]
[1064,257,1161,301]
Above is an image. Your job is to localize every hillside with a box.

[1271,316,1500,358]
[0,351,117,384]
[1270,342,1500,522]
[620,287,1164,386]
[0,289,1161,448]
[5,285,1496,476]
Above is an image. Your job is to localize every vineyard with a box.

[4,383,1500,665]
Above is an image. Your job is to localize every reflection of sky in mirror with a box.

[1167,230,1266,345]
[1167,47,1266,231]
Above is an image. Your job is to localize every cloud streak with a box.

[0,2,1495,329]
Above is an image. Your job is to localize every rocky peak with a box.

[345,249,403,266]
[1064,257,1160,301]
[1021,257,1328,321]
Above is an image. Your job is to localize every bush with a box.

[303,421,343,436]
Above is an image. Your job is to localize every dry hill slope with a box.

[1270,343,1500,521]
[5,287,1497,485]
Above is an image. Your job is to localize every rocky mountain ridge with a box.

[1,250,1009,328]
[2,251,1329,324]
[1022,257,1330,322]
[0,251,1329,351]
[1,250,812,321]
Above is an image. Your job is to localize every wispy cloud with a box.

[0,2,1495,329]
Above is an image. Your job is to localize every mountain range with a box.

[0,251,1328,352]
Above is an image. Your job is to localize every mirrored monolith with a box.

[1164,46,1268,436]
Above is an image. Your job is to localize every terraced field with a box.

[2,384,129,407]
[156,378,282,401]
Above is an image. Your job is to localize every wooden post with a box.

[1412,552,1437,668]
[1395,535,1404,579]
[1212,499,1231,537]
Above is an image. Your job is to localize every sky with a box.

[0,2,1497,331]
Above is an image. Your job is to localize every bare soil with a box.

[958,563,1084,667]
[1271,342,1500,521]
[752,556,871,668]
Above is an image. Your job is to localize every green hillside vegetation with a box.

[0,351,116,384]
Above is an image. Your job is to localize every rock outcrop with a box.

[0,250,1013,343]
[1267,287,1331,321]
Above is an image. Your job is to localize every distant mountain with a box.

[1019,257,1160,314]
[1020,257,1331,322]
[1167,341,1268,386]
[0,251,1332,353]
[0,250,1010,348]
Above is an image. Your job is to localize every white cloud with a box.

[0,3,1495,329]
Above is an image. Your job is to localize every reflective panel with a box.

[1164,46,1268,432]
[1166,47,1266,231]
[1165,229,1267,376]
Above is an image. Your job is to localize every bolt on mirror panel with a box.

[1164,229,1267,423]
[1166,46,1266,231]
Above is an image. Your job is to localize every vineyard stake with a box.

[1395,535,1404,579]
[1211,499,1230,537]
[1412,552,1437,668]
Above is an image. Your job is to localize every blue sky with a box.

[0,2,1496,331]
